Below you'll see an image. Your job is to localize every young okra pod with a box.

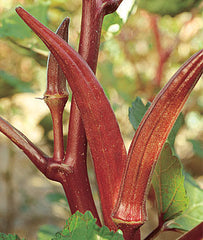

[112,49,203,230]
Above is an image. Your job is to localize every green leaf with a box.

[0,3,49,39]
[53,211,124,240]
[187,139,203,158]
[0,233,23,240]
[37,225,61,240]
[128,97,151,131]
[152,143,188,222]
[167,172,203,231]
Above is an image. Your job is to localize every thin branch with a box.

[0,117,48,173]
[149,13,198,90]
[149,15,173,88]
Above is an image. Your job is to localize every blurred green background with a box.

[0,0,202,239]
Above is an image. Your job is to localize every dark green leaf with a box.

[187,139,203,158]
[152,143,188,222]
[37,225,61,240]
[53,211,124,240]
[167,172,203,231]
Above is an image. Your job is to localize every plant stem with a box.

[119,225,141,240]
[45,96,67,162]
[149,15,173,88]
[64,97,101,225]
[0,117,48,173]
[63,0,106,224]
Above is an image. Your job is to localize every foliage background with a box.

[0,0,202,239]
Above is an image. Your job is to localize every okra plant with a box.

[0,1,202,239]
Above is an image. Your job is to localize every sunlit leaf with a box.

[166,172,203,231]
[53,211,124,240]
[152,143,188,222]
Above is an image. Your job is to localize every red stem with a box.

[45,97,67,161]
[64,98,101,225]
[149,15,173,88]
[0,117,48,173]
[78,0,104,72]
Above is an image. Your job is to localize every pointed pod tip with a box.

[16,6,27,19]
[63,17,70,24]
[16,6,31,19]
[15,6,23,12]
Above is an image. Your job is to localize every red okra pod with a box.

[16,7,127,230]
[65,0,126,230]
[112,49,203,229]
